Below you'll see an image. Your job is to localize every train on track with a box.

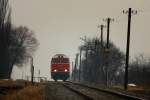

[51,54,70,81]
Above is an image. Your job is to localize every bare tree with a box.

[8,26,39,76]
[0,0,39,79]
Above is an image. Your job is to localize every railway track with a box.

[59,82,94,100]
[59,81,146,100]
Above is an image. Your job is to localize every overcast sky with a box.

[10,0,150,80]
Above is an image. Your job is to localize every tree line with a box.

[72,37,150,86]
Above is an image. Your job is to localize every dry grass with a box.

[0,80,44,100]
[113,84,150,97]
[3,84,44,100]
[0,79,27,88]
[128,85,150,95]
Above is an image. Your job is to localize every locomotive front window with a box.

[51,58,60,63]
[61,58,69,63]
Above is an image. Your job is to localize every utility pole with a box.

[94,38,98,51]
[72,61,74,80]
[30,56,34,85]
[79,48,82,82]
[123,8,137,90]
[103,18,114,48]
[80,36,88,69]
[98,24,106,47]
[80,36,90,83]
[74,53,79,81]
[22,69,24,80]
[103,18,114,86]
[85,45,88,70]
[38,69,40,82]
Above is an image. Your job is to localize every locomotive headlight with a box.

[64,69,68,72]
[54,69,57,72]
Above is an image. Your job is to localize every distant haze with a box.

[10,0,150,80]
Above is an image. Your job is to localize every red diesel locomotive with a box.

[51,54,70,81]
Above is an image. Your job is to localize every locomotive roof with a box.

[52,54,68,58]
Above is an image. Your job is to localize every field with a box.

[0,80,44,100]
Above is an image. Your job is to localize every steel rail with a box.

[65,81,146,100]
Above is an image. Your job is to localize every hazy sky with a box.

[10,0,150,80]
